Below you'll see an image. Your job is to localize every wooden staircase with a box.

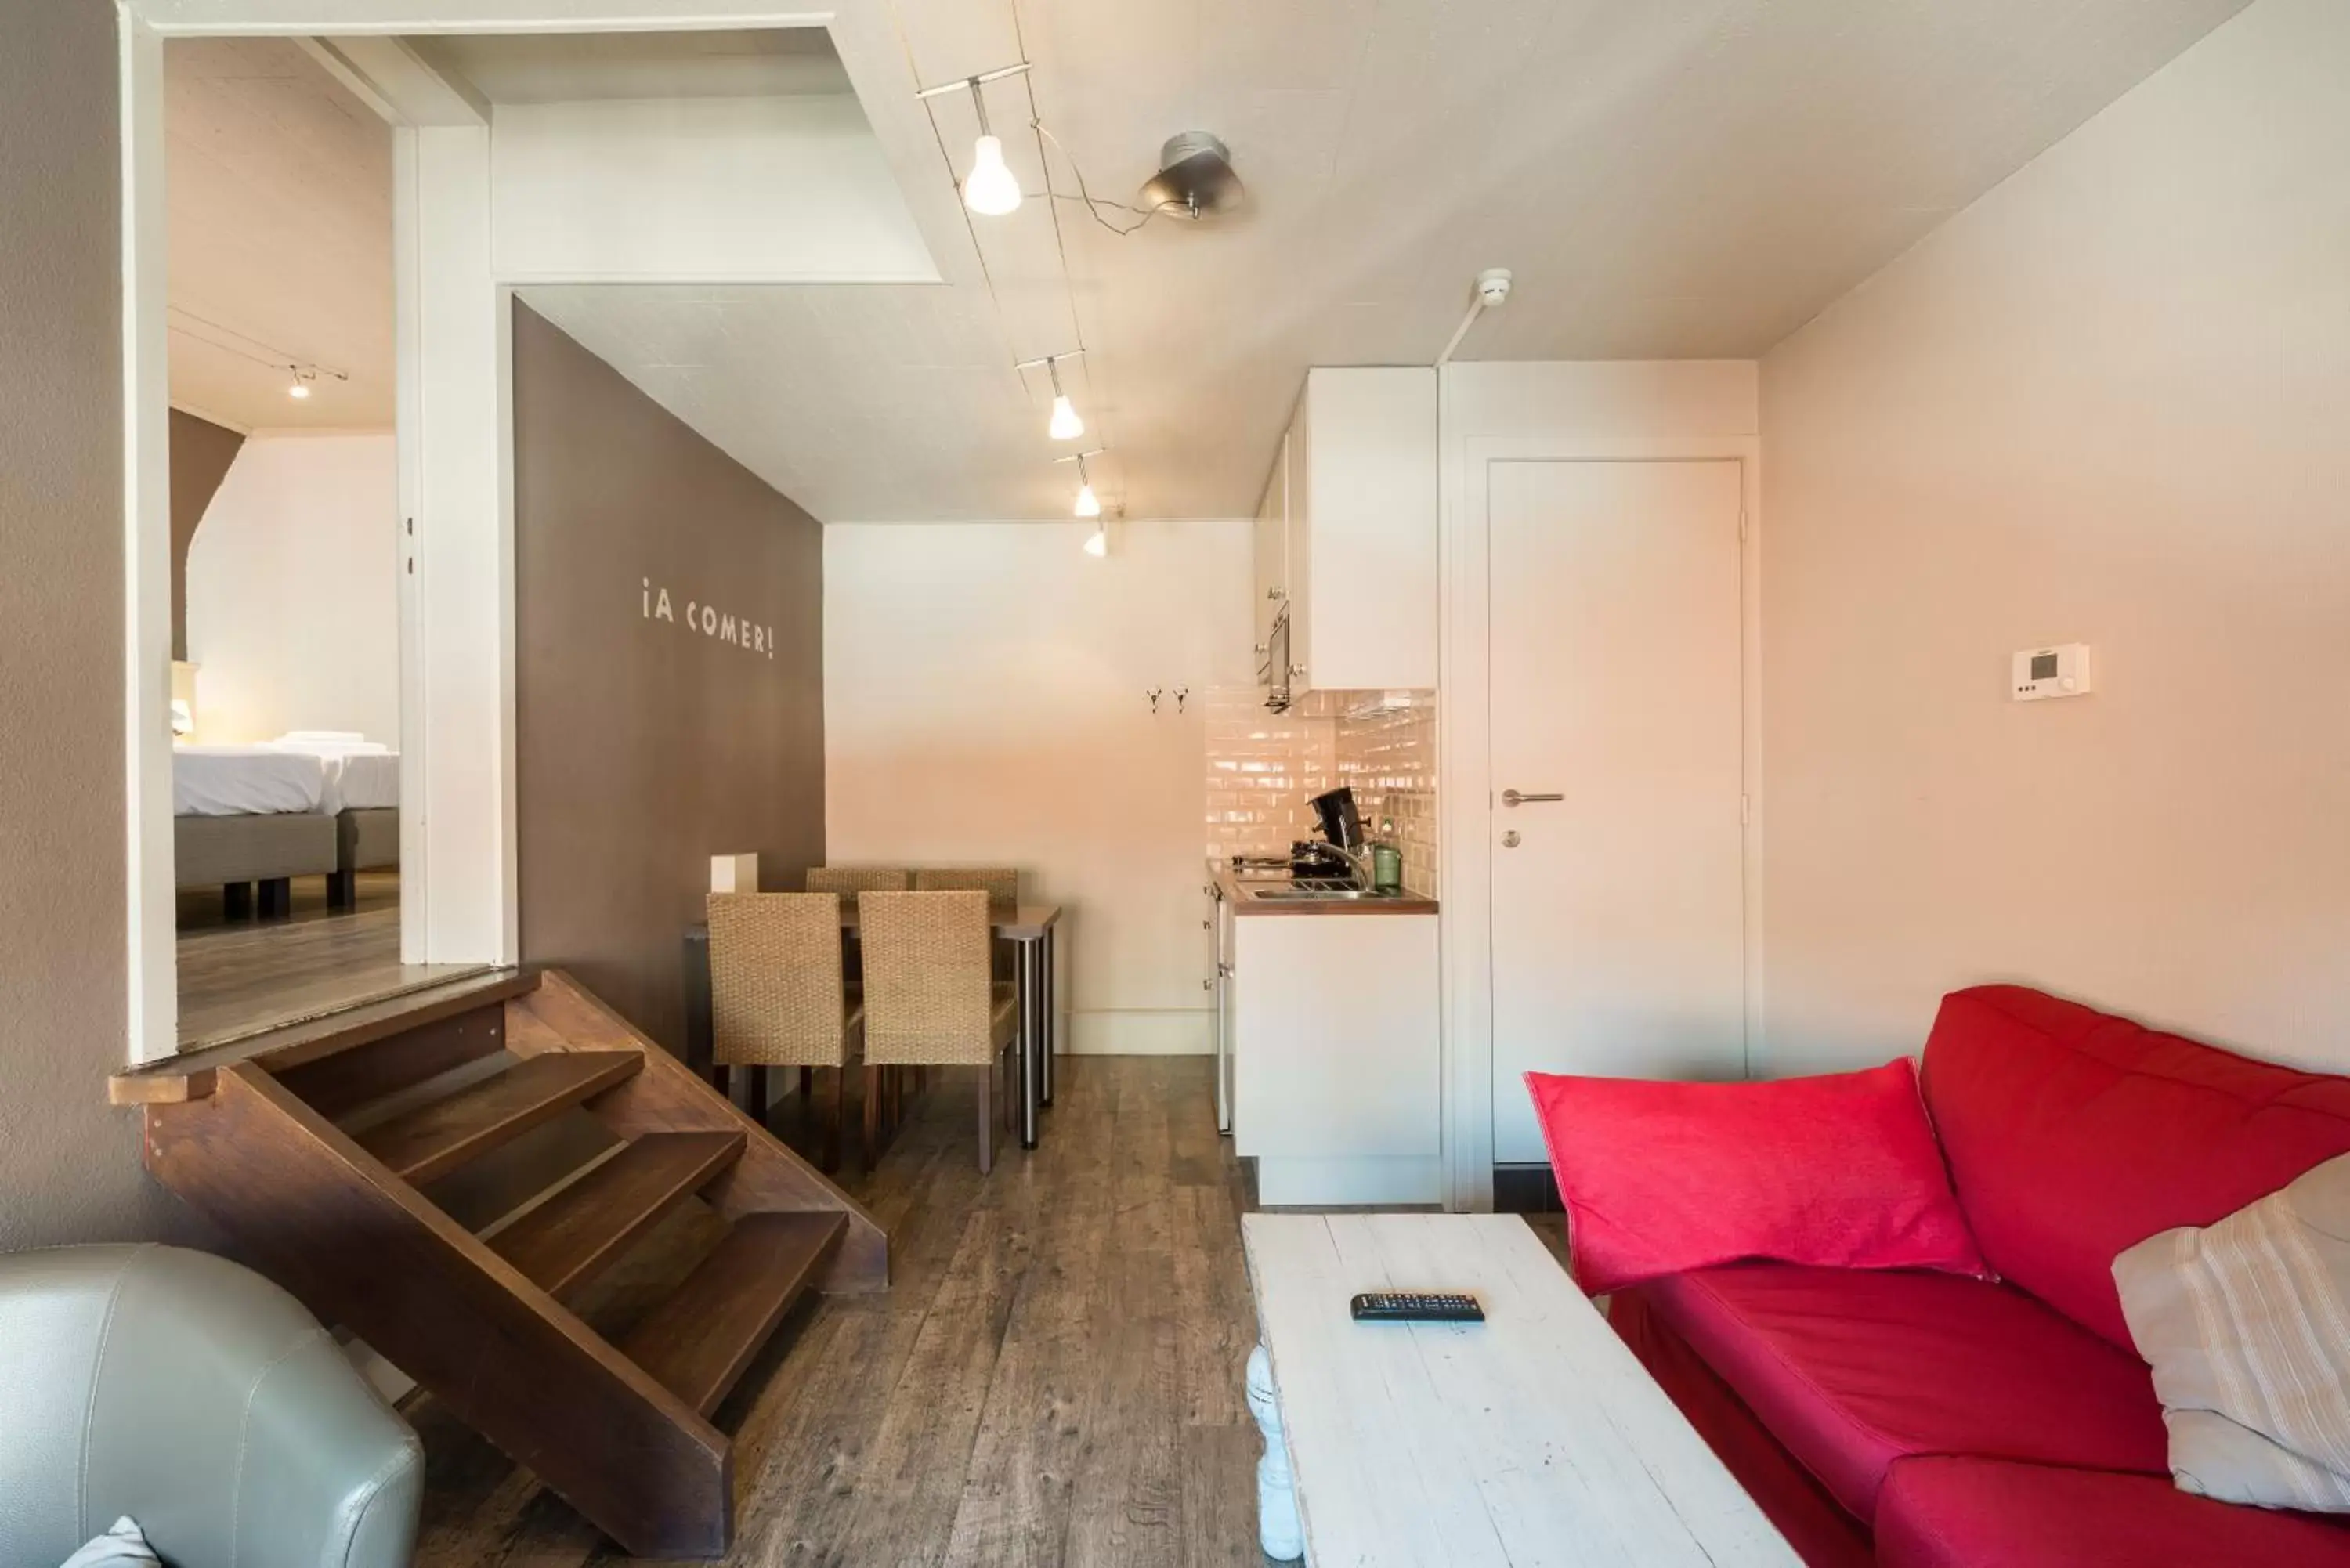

[114,967,885,1558]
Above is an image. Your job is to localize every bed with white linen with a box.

[172,746,337,912]
[172,737,402,912]
[272,735,403,899]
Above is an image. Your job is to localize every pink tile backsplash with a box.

[1205,687,1439,897]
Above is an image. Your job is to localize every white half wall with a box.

[184,431,400,744]
[1759,0,2350,1075]
[825,519,1253,1056]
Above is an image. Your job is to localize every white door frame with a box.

[117,0,945,1062]
[1437,432,1764,1210]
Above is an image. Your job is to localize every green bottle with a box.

[1372,818,1403,894]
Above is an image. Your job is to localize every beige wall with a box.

[826,519,1253,1055]
[512,304,826,1051]
[168,410,244,663]
[1759,0,2350,1075]
[0,2,182,1250]
[186,432,400,744]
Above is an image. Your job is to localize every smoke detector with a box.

[1138,132,1244,219]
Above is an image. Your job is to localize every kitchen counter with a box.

[1210,863,1439,916]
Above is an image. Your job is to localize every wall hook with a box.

[1147,688,1163,714]
[1174,687,1190,714]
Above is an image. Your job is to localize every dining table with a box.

[682,901,1062,1151]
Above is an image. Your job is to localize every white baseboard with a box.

[1067,1008,1212,1056]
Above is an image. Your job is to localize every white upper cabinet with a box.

[1253,367,1437,695]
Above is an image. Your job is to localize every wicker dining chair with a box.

[914,867,1020,982]
[859,890,1021,1173]
[913,866,1018,911]
[806,865,911,895]
[707,891,862,1171]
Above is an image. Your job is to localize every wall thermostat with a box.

[2012,643,2092,701]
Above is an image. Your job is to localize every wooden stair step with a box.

[624,1212,848,1415]
[356,1050,642,1184]
[492,1131,746,1297]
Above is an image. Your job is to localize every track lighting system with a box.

[916,43,1150,548]
[167,309,349,405]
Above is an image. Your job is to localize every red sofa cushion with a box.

[1524,1059,1989,1295]
[1875,1455,2350,1568]
[1921,985,2350,1348]
[1636,1263,2167,1523]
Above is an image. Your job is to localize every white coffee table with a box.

[1242,1213,1801,1566]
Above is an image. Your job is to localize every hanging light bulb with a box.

[1018,350,1089,441]
[1062,448,1104,518]
[287,367,313,400]
[960,79,1022,215]
[1083,526,1108,557]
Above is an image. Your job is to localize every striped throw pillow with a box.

[2113,1153,2350,1512]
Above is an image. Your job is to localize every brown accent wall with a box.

[512,303,825,1051]
[168,409,245,662]
[0,4,181,1248]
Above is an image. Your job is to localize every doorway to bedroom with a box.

[164,36,475,1051]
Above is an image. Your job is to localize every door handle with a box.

[1502,789,1564,807]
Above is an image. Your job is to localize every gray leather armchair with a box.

[0,1245,422,1568]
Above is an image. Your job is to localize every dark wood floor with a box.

[176,872,486,1051]
[410,1054,1277,1567]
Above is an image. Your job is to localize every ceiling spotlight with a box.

[1018,351,1087,441]
[1056,446,1107,518]
[1083,526,1108,557]
[919,66,1034,217]
[287,368,315,400]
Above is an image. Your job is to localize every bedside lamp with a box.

[169,661,199,739]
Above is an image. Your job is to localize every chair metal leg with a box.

[746,1065,772,1130]
[800,1067,815,1138]
[863,1064,881,1170]
[822,1068,844,1173]
[977,1064,995,1174]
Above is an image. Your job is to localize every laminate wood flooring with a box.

[176,872,487,1051]
[408,1055,1281,1568]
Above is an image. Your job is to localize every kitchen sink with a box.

[1248,888,1397,901]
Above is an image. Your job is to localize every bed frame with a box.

[175,812,338,918]
[327,807,400,909]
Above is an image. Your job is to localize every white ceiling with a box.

[514,0,2248,523]
[164,37,393,432]
[407,27,851,104]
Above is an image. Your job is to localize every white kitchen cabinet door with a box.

[1295,367,1436,692]
[1246,368,1437,699]
[1233,913,1441,1204]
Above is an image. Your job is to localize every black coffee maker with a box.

[1290,786,1363,878]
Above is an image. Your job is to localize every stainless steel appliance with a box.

[1261,609,1292,712]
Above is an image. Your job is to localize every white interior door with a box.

[1488,459,1746,1165]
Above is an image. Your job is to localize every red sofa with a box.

[1611,985,2350,1567]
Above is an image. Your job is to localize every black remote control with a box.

[1349,1292,1484,1323]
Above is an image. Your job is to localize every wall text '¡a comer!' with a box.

[643,579,777,659]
